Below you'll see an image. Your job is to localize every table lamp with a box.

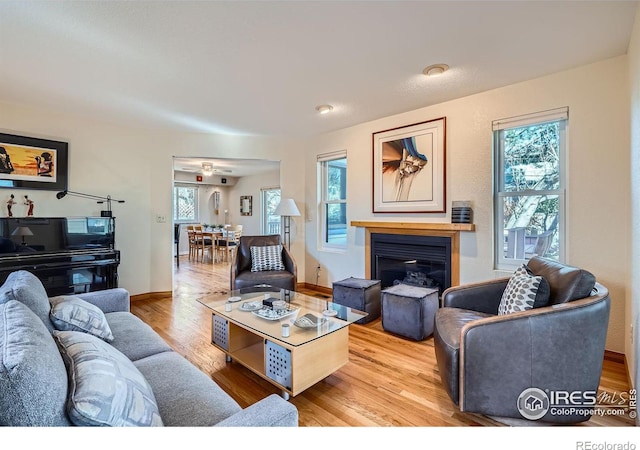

[11,226,34,246]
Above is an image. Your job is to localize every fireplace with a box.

[352,220,475,295]
[371,233,451,296]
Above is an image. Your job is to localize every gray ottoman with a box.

[332,277,381,324]
[382,284,439,340]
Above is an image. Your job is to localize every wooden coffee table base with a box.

[211,312,350,398]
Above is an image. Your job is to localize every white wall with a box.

[0,103,306,296]
[304,56,630,353]
[229,168,280,235]
[628,5,640,391]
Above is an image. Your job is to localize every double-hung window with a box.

[318,151,347,248]
[493,107,567,270]
[173,184,199,223]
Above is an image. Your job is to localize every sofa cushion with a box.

[0,270,53,332]
[50,295,114,342]
[250,245,285,272]
[134,351,242,426]
[105,312,172,361]
[0,301,71,426]
[498,265,550,315]
[54,330,164,427]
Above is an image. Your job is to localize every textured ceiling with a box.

[0,1,638,138]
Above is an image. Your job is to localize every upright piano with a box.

[0,216,120,296]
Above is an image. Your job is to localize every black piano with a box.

[0,217,120,296]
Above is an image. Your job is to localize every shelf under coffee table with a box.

[197,286,367,399]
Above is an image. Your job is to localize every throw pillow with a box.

[0,270,53,332]
[0,301,71,426]
[250,245,285,272]
[50,295,114,342]
[498,264,551,315]
[54,330,163,427]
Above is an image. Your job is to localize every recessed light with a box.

[316,104,334,114]
[422,64,449,77]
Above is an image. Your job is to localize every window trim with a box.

[493,107,568,270]
[318,150,347,250]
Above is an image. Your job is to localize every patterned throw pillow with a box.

[498,264,550,315]
[50,295,114,342]
[54,330,163,427]
[250,245,285,272]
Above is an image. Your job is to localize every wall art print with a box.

[372,117,446,213]
[0,132,68,191]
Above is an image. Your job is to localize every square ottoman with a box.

[381,284,439,340]
[332,277,381,324]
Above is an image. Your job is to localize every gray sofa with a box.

[0,270,298,427]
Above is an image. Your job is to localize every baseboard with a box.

[131,291,172,302]
[604,350,625,364]
[300,282,332,296]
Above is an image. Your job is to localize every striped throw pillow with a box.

[250,245,285,272]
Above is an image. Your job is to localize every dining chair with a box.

[194,225,214,263]
[186,225,198,261]
[217,225,242,262]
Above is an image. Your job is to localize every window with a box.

[261,187,281,234]
[318,151,347,248]
[173,185,198,223]
[493,107,567,270]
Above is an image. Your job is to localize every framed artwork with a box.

[0,132,69,191]
[240,195,252,216]
[372,117,446,213]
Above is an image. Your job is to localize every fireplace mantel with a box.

[350,221,475,232]
[351,221,475,287]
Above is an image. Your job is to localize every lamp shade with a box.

[11,226,33,237]
[274,198,300,217]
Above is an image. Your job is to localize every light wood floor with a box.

[129,255,635,427]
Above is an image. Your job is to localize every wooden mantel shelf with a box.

[351,221,475,232]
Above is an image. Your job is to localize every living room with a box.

[1,0,639,443]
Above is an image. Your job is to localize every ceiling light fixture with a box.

[315,104,334,114]
[201,162,214,176]
[422,64,449,77]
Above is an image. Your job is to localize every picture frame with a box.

[372,117,446,213]
[240,195,252,216]
[0,132,69,191]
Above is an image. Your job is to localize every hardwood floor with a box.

[130,255,635,427]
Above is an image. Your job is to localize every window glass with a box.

[173,185,198,222]
[319,154,347,248]
[494,109,566,269]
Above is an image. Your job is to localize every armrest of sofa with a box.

[442,278,509,314]
[74,288,130,313]
[214,394,298,427]
[459,290,610,423]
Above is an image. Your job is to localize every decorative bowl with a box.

[293,313,326,329]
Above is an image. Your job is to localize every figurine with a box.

[7,194,16,217]
[24,195,34,217]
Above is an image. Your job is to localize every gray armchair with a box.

[230,235,297,291]
[433,256,610,424]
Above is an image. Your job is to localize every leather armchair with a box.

[230,235,297,291]
[433,256,610,424]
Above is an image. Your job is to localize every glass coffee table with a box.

[197,285,367,399]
